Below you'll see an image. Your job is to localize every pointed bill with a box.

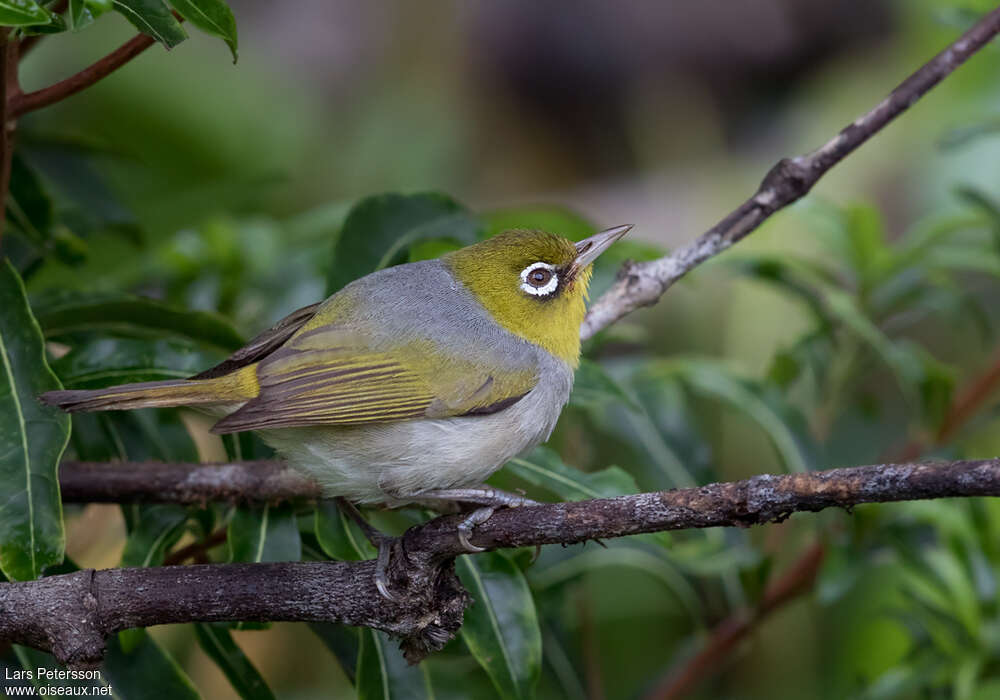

[570,224,632,278]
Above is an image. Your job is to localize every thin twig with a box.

[580,7,1000,340]
[162,528,228,566]
[6,458,1000,668]
[11,33,156,117]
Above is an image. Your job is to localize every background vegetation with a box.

[3,1,1000,698]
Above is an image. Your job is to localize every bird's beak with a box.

[569,224,632,278]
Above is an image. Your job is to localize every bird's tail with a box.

[40,366,258,413]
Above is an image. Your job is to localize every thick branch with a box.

[14,458,995,666]
[580,7,1000,339]
[10,33,156,117]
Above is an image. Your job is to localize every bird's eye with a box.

[520,262,559,296]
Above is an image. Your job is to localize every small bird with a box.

[41,225,630,593]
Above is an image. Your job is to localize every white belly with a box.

[261,363,572,503]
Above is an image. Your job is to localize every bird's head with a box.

[444,225,631,366]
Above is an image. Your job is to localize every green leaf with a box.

[52,337,221,389]
[726,253,836,325]
[67,0,110,30]
[457,552,541,700]
[309,623,359,683]
[68,0,94,30]
[113,0,186,47]
[168,0,237,61]
[14,622,200,699]
[0,260,67,580]
[102,629,201,700]
[528,543,704,623]
[195,623,276,700]
[5,155,53,245]
[314,500,376,561]
[641,358,820,473]
[568,358,637,411]
[505,447,638,501]
[356,629,434,700]
[825,289,932,410]
[326,193,482,295]
[0,0,52,26]
[121,504,188,567]
[228,504,301,564]
[33,291,245,351]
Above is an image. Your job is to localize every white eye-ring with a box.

[520,262,559,296]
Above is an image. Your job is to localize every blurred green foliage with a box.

[2,1,1000,699]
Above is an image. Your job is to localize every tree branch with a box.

[579,6,1000,340]
[6,458,997,667]
[10,32,156,117]
[58,459,320,504]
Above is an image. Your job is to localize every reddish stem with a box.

[11,33,156,117]
[648,543,826,700]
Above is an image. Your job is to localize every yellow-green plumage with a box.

[39,226,629,504]
[444,230,591,367]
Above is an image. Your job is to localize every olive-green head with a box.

[444,225,631,367]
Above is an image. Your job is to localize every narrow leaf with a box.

[168,0,237,61]
[642,358,820,473]
[112,0,186,47]
[568,358,638,411]
[309,623,359,683]
[314,500,376,561]
[356,629,435,700]
[506,447,637,501]
[457,552,542,700]
[195,623,276,700]
[0,260,67,580]
[228,504,301,564]
[121,504,188,567]
[102,629,201,700]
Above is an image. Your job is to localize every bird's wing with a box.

[209,320,538,434]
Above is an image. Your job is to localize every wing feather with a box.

[206,283,540,434]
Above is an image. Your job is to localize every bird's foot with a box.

[334,498,400,602]
[413,487,540,553]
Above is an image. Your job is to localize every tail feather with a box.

[40,367,258,413]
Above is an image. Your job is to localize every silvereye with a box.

[41,225,630,592]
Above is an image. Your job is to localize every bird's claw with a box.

[374,537,400,602]
[457,506,495,553]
